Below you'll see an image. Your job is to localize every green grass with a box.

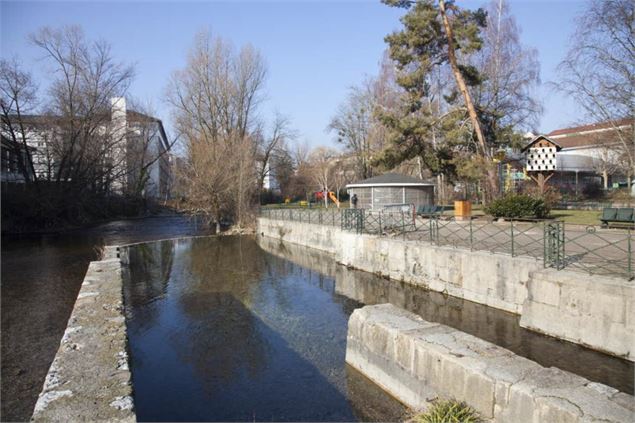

[548,209,601,226]
[411,400,482,423]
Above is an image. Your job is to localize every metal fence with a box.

[260,207,633,280]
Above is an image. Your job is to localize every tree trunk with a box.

[438,0,498,202]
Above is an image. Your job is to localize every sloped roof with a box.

[520,135,562,153]
[347,173,434,188]
[548,118,632,137]
[544,118,633,149]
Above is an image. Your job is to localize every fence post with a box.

[510,220,515,257]
[544,220,565,270]
[629,229,633,280]
[401,211,405,240]
[379,213,383,235]
[469,219,473,251]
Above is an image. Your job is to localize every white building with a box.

[1,97,172,198]
[521,119,632,193]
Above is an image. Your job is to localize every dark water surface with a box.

[123,237,406,422]
[1,216,212,422]
[123,236,633,423]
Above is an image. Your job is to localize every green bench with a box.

[600,207,634,228]
[417,204,443,217]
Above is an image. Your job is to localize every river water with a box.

[1,216,213,422]
[122,235,633,422]
[3,222,633,422]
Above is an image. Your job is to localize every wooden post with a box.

[529,171,554,194]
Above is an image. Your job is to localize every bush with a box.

[484,194,549,219]
[522,185,561,210]
[412,399,481,423]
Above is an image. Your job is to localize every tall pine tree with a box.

[379,0,500,201]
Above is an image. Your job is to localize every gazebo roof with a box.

[346,173,434,188]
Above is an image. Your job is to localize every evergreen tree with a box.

[378,0,501,201]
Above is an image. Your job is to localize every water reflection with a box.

[259,236,634,395]
[123,237,406,422]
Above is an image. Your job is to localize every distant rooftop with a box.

[548,118,632,137]
[347,173,434,188]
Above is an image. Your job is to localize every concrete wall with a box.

[32,246,135,422]
[347,304,634,422]
[257,217,635,361]
[521,269,635,359]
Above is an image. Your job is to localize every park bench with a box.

[417,204,443,217]
[600,207,634,228]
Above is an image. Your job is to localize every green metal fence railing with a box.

[260,207,633,280]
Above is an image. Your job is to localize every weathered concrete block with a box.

[347,304,635,423]
[521,269,634,361]
[31,255,135,422]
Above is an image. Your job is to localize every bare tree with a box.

[591,143,621,190]
[256,112,295,190]
[308,146,339,208]
[167,31,266,228]
[554,0,634,188]
[30,25,135,193]
[0,58,39,184]
[328,84,373,179]
[471,0,542,140]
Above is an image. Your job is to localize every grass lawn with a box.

[549,209,601,226]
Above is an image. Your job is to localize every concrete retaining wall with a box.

[258,217,635,361]
[31,246,135,422]
[347,304,635,422]
[521,269,635,359]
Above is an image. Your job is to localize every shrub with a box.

[412,399,481,423]
[523,185,562,210]
[484,194,549,219]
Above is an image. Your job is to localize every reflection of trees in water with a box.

[172,292,270,395]
[186,237,266,304]
[124,235,408,421]
[174,237,271,394]
[123,240,175,331]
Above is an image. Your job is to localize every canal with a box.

[1,216,213,422]
[122,235,633,422]
[3,223,632,422]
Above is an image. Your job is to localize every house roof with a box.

[520,135,562,153]
[346,173,434,188]
[547,118,632,137]
[544,118,633,149]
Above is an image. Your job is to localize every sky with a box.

[1,0,588,148]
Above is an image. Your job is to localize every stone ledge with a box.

[346,303,635,422]
[31,246,135,422]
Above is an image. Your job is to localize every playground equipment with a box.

[313,191,341,208]
[328,191,340,208]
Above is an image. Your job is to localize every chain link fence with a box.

[260,207,633,280]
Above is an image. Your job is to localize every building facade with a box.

[1,97,172,199]
[519,119,633,195]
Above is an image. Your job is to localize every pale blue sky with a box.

[1,0,587,148]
